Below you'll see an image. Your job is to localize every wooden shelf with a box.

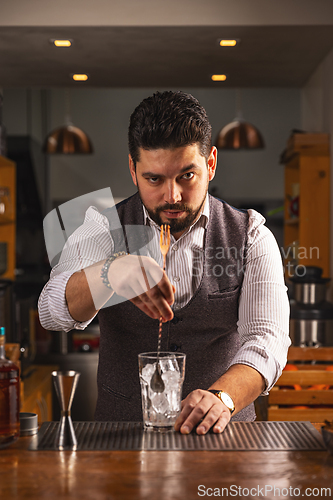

[268,347,333,422]
[0,156,16,280]
[285,218,299,226]
[21,365,58,424]
[283,135,330,278]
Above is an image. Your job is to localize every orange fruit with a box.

[282,364,302,390]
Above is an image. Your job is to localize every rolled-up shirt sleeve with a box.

[38,206,113,332]
[229,209,291,394]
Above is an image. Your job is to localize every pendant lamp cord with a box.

[64,90,72,126]
[235,89,243,121]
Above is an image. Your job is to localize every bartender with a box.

[38,90,290,434]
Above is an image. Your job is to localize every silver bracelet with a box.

[100,251,127,289]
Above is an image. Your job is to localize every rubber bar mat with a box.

[29,421,325,451]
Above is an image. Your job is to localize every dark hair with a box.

[128,91,212,166]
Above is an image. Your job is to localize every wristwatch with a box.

[208,390,235,415]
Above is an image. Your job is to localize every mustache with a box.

[155,203,191,213]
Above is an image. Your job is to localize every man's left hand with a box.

[174,389,231,435]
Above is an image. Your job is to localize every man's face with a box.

[129,144,217,239]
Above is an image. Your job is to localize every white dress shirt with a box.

[38,196,290,394]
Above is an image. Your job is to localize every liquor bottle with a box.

[0,326,20,448]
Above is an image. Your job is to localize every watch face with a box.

[209,390,235,413]
[221,392,233,408]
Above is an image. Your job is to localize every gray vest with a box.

[96,193,256,422]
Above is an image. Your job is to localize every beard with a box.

[137,186,207,234]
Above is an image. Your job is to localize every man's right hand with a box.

[108,254,175,322]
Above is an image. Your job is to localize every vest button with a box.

[170,343,179,352]
[171,316,179,324]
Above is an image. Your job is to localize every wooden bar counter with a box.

[0,425,332,500]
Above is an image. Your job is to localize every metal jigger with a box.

[52,370,80,450]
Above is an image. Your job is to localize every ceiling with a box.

[1,25,333,88]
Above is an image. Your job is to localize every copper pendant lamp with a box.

[215,90,264,150]
[43,91,93,154]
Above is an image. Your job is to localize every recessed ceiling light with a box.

[219,39,240,47]
[211,74,227,82]
[72,74,89,81]
[51,39,72,47]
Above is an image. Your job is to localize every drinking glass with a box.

[138,352,186,431]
